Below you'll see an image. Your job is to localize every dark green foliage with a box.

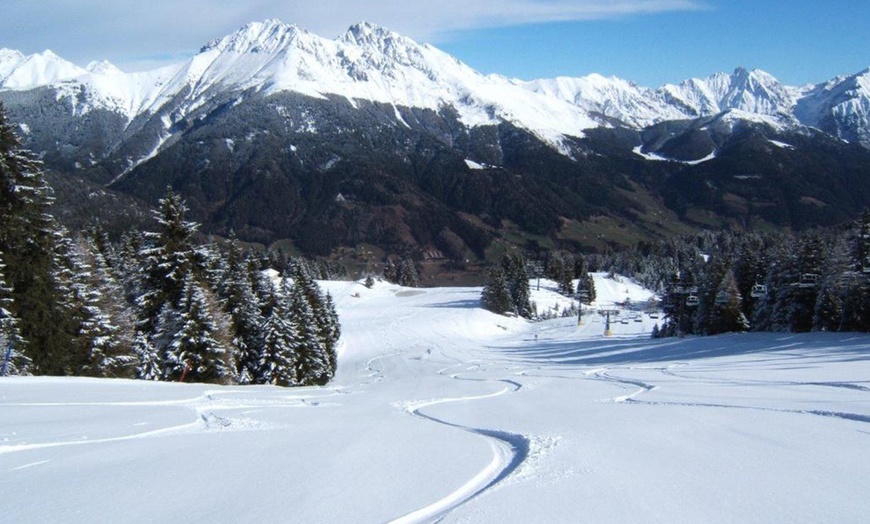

[161,276,234,383]
[0,107,343,386]
[481,252,533,318]
[0,103,74,374]
[397,257,420,288]
[480,266,513,314]
[136,189,201,333]
[0,250,29,375]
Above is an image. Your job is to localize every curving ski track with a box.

[390,376,529,524]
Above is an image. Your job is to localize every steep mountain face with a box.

[795,68,870,147]
[2,20,870,258]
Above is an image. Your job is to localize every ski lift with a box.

[750,284,767,298]
[794,273,819,288]
[714,290,729,306]
[648,311,660,319]
[686,294,700,307]
[633,316,643,323]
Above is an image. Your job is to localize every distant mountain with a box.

[2,20,870,257]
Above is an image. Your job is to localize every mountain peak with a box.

[86,60,123,75]
[200,19,305,54]
[340,21,415,50]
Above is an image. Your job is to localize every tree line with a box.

[480,218,870,336]
[0,106,339,384]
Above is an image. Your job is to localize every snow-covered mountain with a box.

[2,19,868,151]
[3,19,870,253]
[795,68,870,146]
[1,20,600,151]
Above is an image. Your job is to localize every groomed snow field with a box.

[1,274,868,523]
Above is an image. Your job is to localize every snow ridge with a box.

[1,21,869,149]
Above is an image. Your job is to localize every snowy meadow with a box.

[2,274,869,523]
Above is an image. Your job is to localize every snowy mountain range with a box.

[1,19,868,149]
[2,19,870,254]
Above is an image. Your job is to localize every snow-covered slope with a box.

[2,276,869,523]
[661,67,798,122]
[795,68,870,146]
[1,20,600,149]
[2,20,869,150]
[0,48,87,89]
[522,74,688,128]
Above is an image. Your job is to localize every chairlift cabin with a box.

[714,290,729,306]
[686,294,700,307]
[794,273,819,288]
[750,284,767,298]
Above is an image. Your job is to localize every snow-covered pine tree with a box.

[766,234,826,332]
[0,250,29,375]
[216,238,266,384]
[320,292,341,379]
[398,257,420,287]
[132,331,161,380]
[162,276,234,384]
[136,189,200,336]
[481,265,513,314]
[500,252,533,318]
[710,269,749,334]
[283,277,328,385]
[64,235,136,377]
[383,258,398,284]
[257,282,300,387]
[0,104,73,373]
[289,262,339,383]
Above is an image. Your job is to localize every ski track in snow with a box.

[390,374,530,524]
[0,388,341,458]
[533,355,870,428]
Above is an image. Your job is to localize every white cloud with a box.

[0,0,704,70]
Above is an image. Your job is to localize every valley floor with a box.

[1,276,869,523]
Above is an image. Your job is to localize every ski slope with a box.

[1,274,869,523]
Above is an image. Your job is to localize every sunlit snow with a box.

[2,273,868,523]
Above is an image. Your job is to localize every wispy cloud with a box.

[0,0,704,69]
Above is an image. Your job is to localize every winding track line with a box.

[390,378,529,524]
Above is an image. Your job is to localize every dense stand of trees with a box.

[584,223,870,336]
[0,107,339,384]
[481,250,595,319]
[481,221,870,336]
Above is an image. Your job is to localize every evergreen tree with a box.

[481,266,513,314]
[285,278,329,385]
[709,269,749,334]
[383,259,398,284]
[0,104,73,374]
[162,276,234,383]
[501,252,533,318]
[290,263,339,382]
[0,251,29,375]
[397,257,420,287]
[136,189,200,335]
[215,236,265,383]
[258,283,300,387]
[132,331,161,381]
[66,236,135,377]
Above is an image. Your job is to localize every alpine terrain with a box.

[2,19,870,257]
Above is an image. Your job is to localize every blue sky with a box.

[1,0,867,87]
